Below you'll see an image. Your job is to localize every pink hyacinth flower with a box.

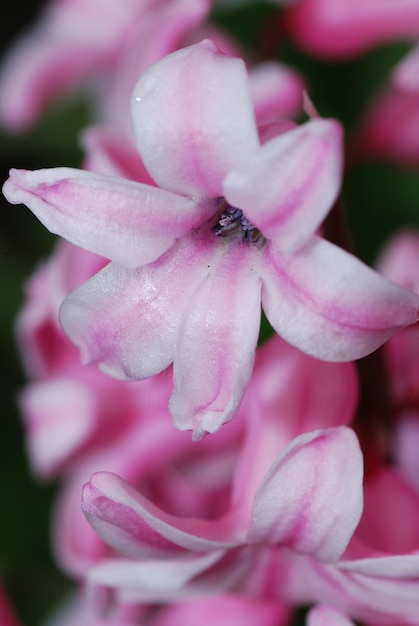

[282,465,419,625]
[260,233,419,624]
[282,0,419,59]
[76,327,359,602]
[80,425,363,606]
[51,331,357,576]
[4,40,419,439]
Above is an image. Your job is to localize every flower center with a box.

[213,200,265,246]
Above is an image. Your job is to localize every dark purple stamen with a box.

[214,202,265,246]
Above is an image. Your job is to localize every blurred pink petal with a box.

[394,416,419,492]
[307,605,356,626]
[248,61,305,127]
[376,229,419,292]
[0,0,211,131]
[0,586,21,626]
[150,594,291,626]
[283,0,419,59]
[81,126,157,183]
[19,378,99,478]
[392,44,419,92]
[351,86,419,167]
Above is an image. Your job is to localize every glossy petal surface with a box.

[3,167,213,269]
[260,236,419,361]
[82,471,237,554]
[132,40,259,197]
[247,427,363,562]
[224,119,343,253]
[59,234,218,380]
[169,241,262,440]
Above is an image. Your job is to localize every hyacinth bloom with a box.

[76,333,360,609]
[4,40,419,440]
[12,59,306,480]
[81,425,363,608]
[50,332,357,578]
[282,0,419,59]
[274,462,419,625]
[78,338,419,623]
[50,372,242,577]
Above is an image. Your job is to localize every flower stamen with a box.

[213,201,265,246]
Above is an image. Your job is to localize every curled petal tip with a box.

[198,38,220,53]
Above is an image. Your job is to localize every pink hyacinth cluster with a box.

[3,1,419,625]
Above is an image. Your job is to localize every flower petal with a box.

[82,471,237,555]
[338,554,419,578]
[284,0,419,59]
[248,61,305,127]
[0,585,20,626]
[351,87,419,167]
[3,167,214,269]
[80,125,157,183]
[59,234,214,381]
[18,378,99,480]
[87,552,226,597]
[224,118,343,253]
[131,39,260,198]
[307,605,356,626]
[260,236,419,361]
[0,0,140,130]
[376,229,419,293]
[393,44,419,91]
[102,0,212,137]
[169,241,262,440]
[229,336,359,519]
[394,416,419,492]
[247,426,364,562]
[150,595,291,626]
